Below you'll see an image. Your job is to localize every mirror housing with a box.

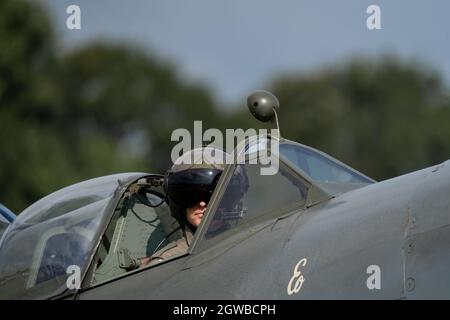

[247,90,280,123]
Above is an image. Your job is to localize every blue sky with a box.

[43,0,450,107]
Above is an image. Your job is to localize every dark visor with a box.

[167,169,222,208]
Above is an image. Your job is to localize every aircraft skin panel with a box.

[404,160,450,299]
[273,164,431,299]
[77,255,188,299]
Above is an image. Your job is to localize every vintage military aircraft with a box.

[0,91,449,300]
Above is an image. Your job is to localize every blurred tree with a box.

[0,0,56,113]
[0,0,221,212]
[54,44,221,172]
[0,0,64,212]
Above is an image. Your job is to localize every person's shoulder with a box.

[152,237,188,261]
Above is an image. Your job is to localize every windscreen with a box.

[280,143,373,183]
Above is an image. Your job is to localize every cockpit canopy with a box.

[0,173,142,299]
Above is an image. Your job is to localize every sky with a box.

[42,0,450,107]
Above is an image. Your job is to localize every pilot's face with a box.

[186,201,207,227]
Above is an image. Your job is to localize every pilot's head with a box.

[165,147,226,233]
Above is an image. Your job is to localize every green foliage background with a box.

[1,0,450,213]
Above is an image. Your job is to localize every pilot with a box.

[140,146,226,267]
